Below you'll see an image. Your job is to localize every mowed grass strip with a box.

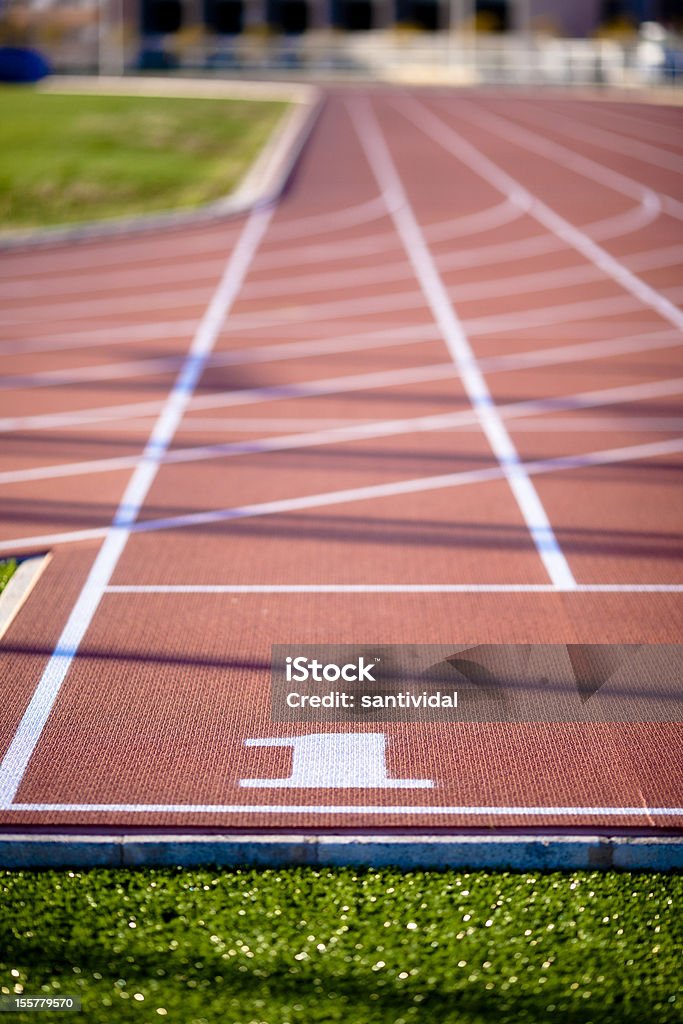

[1,867,681,1023]
[0,559,17,594]
[0,89,287,228]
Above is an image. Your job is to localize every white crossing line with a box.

[1,358,682,489]
[3,432,676,557]
[0,360,457,434]
[0,380,679,524]
[352,96,576,589]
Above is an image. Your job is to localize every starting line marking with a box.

[6,804,683,816]
[241,734,433,789]
[104,584,683,594]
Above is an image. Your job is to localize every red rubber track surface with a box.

[0,88,681,831]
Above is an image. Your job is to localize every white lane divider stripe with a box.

[351,96,576,590]
[0,205,275,809]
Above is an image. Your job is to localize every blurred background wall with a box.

[1,0,681,82]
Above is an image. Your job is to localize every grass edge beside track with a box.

[0,89,288,229]
[0,866,680,1023]
[0,559,17,595]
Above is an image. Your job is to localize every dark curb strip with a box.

[1,835,681,871]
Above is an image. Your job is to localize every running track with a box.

[0,88,682,832]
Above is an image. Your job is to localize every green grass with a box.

[0,558,17,594]
[0,89,288,228]
[1,867,681,1023]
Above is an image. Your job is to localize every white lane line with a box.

[401,95,683,334]
[483,104,683,222]
[112,435,683,538]
[7,803,683,816]
[0,354,186,393]
[480,328,682,374]
[1,374,681,498]
[2,236,680,363]
[207,238,683,301]
[2,333,681,487]
[445,95,676,224]
[0,255,226,301]
[0,198,520,301]
[81,413,683,436]
[495,416,683,433]
[569,102,683,151]
[625,242,683,273]
[264,195,389,242]
[0,319,198,358]
[511,100,683,174]
[0,360,458,434]
[3,430,674,557]
[0,249,667,333]
[0,321,441,394]
[0,227,244,281]
[582,195,661,243]
[1,283,215,327]
[106,584,683,594]
[252,187,655,273]
[351,96,575,590]
[256,225,558,274]
[266,193,522,245]
[212,287,656,337]
[0,205,274,810]
[4,297,677,400]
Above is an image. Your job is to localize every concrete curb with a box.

[0,555,51,642]
[1,833,681,871]
[0,76,323,252]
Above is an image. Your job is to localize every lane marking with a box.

[0,205,275,810]
[241,734,433,789]
[5,427,678,557]
[352,96,575,589]
[0,359,457,434]
[86,435,683,540]
[4,221,675,358]
[3,214,667,333]
[399,92,683,339]
[106,585,683,594]
[78,413,683,436]
[564,101,683,151]
[264,195,388,242]
[510,99,683,174]
[0,227,244,281]
[0,321,441,395]
[445,95,676,223]
[2,408,682,554]
[7,803,683,816]
[0,198,520,300]
[2,349,682,487]
[5,262,677,394]
[1,284,214,327]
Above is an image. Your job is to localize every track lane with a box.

[0,88,680,831]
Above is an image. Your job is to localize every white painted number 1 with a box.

[240,733,433,788]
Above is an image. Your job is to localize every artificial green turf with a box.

[0,558,17,594]
[0,867,681,1023]
[0,89,287,228]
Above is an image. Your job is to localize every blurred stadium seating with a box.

[0,0,681,84]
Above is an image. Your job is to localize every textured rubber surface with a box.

[0,89,681,833]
